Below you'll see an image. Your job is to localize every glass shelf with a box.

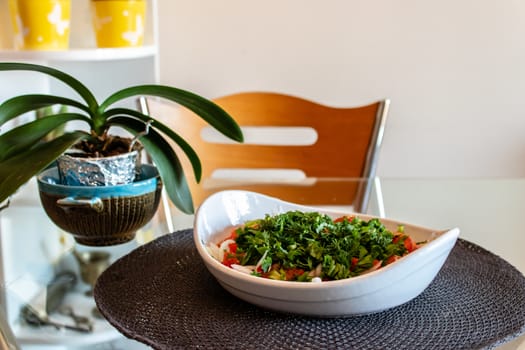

[0,45,157,62]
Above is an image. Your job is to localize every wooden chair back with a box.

[139,92,389,214]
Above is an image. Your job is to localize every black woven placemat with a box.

[94,229,525,350]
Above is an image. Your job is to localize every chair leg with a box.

[373,177,386,218]
[160,188,175,233]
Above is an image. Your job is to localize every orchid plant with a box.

[0,62,243,214]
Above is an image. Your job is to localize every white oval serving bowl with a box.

[193,190,460,317]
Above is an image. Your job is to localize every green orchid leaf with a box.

[99,85,243,142]
[105,107,202,181]
[0,62,98,112]
[0,114,91,161]
[0,94,91,127]
[109,116,194,214]
[0,131,89,203]
[0,63,243,214]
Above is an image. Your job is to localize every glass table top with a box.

[1,177,524,349]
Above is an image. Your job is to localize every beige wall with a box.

[1,0,523,177]
[157,0,525,177]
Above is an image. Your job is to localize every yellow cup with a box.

[8,0,71,50]
[91,0,146,48]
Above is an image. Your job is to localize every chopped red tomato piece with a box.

[404,236,416,253]
[285,268,305,281]
[334,215,354,223]
[350,257,359,270]
[385,255,401,265]
[228,242,237,253]
[222,254,240,267]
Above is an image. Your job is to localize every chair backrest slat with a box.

[140,92,389,213]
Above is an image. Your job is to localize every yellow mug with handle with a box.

[91,0,146,48]
[9,0,71,50]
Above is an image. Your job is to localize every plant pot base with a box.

[38,164,162,247]
[74,233,136,247]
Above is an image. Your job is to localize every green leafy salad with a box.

[208,211,423,282]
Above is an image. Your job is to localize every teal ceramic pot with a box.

[38,164,162,246]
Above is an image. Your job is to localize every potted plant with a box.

[0,62,244,215]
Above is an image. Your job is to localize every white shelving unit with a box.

[0,46,157,62]
[0,0,159,348]
[0,0,160,96]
